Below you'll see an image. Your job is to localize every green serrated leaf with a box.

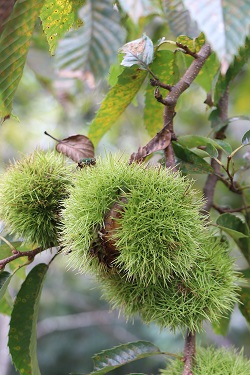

[183,0,250,72]
[216,213,249,240]
[144,50,179,136]
[172,142,213,174]
[212,309,232,336]
[72,341,161,375]
[8,263,48,375]
[242,130,250,145]
[55,0,126,79]
[40,0,86,55]
[88,66,147,146]
[239,286,250,324]
[0,0,44,120]
[215,37,250,102]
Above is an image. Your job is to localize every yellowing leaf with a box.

[0,0,44,121]
[40,0,86,55]
[88,67,147,146]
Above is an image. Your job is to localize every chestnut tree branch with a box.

[0,246,49,269]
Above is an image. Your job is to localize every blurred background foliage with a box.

[1,3,250,375]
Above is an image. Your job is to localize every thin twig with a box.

[176,42,198,58]
[212,203,250,214]
[0,247,46,269]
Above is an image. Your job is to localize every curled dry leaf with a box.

[44,131,95,163]
[129,126,171,164]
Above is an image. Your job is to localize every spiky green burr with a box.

[160,346,250,375]
[0,150,72,249]
[61,154,239,331]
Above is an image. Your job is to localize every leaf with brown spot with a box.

[44,131,94,163]
[129,126,171,164]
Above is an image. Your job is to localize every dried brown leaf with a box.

[129,127,171,164]
[44,131,95,163]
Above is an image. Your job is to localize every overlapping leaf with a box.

[162,0,200,38]
[88,66,147,146]
[172,142,213,174]
[8,263,48,375]
[0,0,44,121]
[119,0,158,24]
[183,0,250,73]
[40,0,86,55]
[239,287,250,324]
[144,50,179,136]
[55,0,126,79]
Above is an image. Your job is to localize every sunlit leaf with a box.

[172,142,213,174]
[239,286,250,324]
[72,341,162,375]
[8,263,48,375]
[144,50,179,136]
[183,0,250,73]
[119,34,154,70]
[88,66,147,146]
[0,0,44,121]
[119,0,158,24]
[40,0,86,55]
[242,130,250,145]
[55,0,126,79]
[162,0,200,38]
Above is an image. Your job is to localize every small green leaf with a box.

[242,130,250,145]
[212,309,232,336]
[0,271,12,300]
[144,50,179,136]
[120,34,154,69]
[216,213,249,240]
[40,0,86,55]
[0,0,44,120]
[177,135,221,158]
[88,66,147,146]
[8,263,48,375]
[172,142,213,174]
[214,140,232,155]
[195,52,220,93]
[71,341,161,375]
[239,268,250,278]
[239,286,250,324]
[0,293,12,315]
